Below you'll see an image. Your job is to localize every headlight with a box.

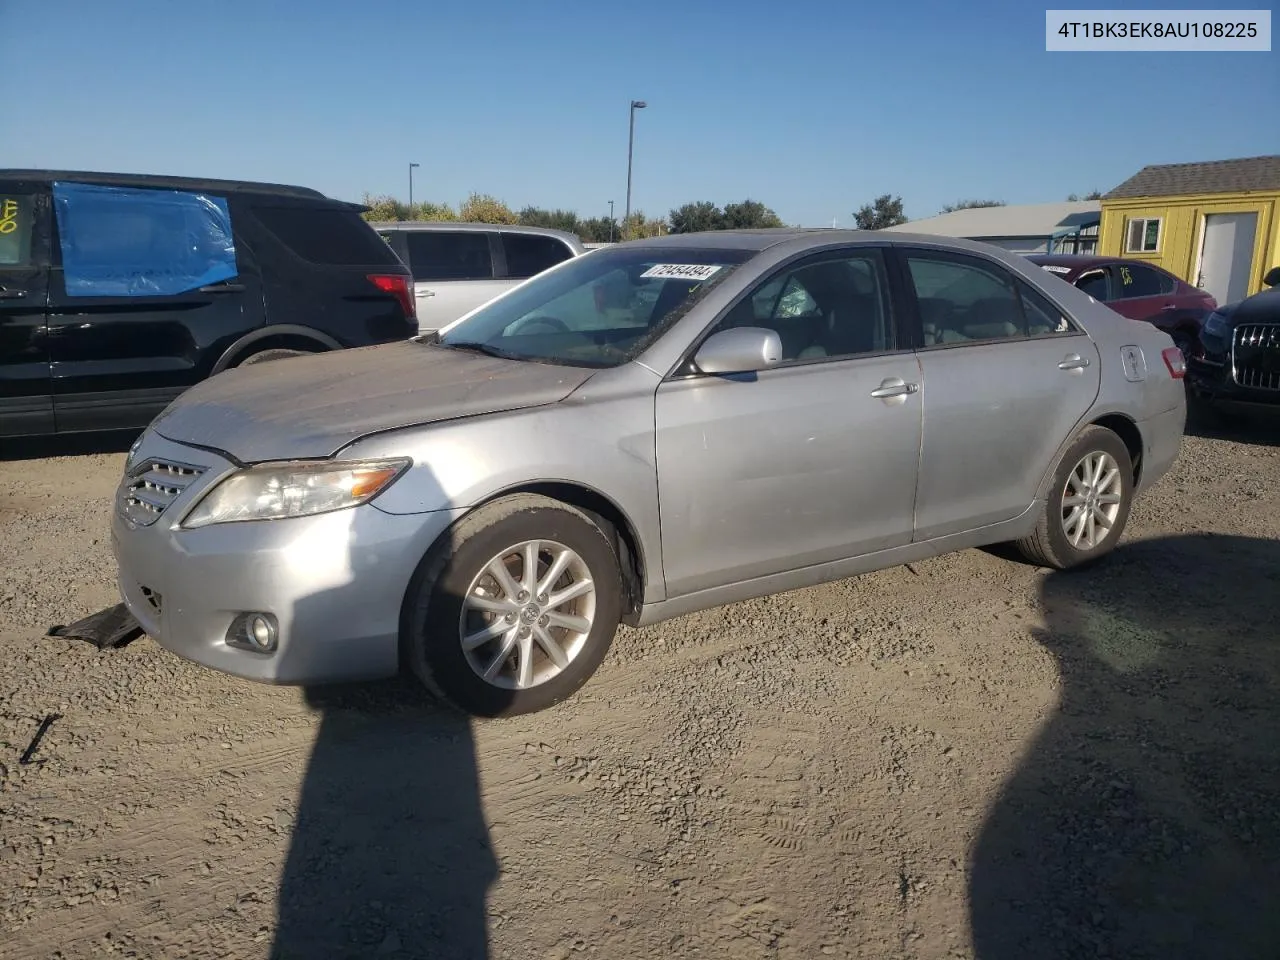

[125,432,145,471]
[1202,311,1229,337]
[182,458,410,528]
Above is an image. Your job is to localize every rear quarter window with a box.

[502,232,574,279]
[253,205,402,266]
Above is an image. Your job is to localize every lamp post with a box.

[408,162,420,215]
[624,100,646,236]
[608,200,615,242]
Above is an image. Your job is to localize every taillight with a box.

[368,273,416,322]
[1162,345,1186,379]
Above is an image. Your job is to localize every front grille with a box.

[119,460,206,526]
[1232,324,1280,391]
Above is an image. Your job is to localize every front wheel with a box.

[1015,425,1134,570]
[403,494,622,717]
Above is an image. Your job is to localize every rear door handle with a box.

[1058,354,1091,371]
[0,287,27,300]
[416,289,436,298]
[870,378,920,399]
[198,282,246,293]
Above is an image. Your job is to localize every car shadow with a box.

[270,464,507,960]
[0,429,141,461]
[969,534,1280,960]
[1184,401,1280,448]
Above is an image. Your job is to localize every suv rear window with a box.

[253,206,401,266]
[503,232,574,279]
[405,231,494,281]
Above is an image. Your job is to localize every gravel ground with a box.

[1,418,1278,960]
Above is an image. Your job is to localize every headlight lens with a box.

[1202,311,1228,337]
[182,458,410,528]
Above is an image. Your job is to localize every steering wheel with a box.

[509,316,570,335]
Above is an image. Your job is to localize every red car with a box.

[1026,254,1217,356]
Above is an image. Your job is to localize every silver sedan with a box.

[111,229,1187,716]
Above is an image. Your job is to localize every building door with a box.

[1197,212,1258,305]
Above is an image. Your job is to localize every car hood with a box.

[1220,287,1280,324]
[151,340,596,462]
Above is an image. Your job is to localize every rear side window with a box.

[0,191,36,265]
[405,231,494,281]
[253,206,402,266]
[502,232,573,279]
[52,181,238,297]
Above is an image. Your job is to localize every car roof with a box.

[0,169,331,201]
[621,228,1062,257]
[371,221,584,244]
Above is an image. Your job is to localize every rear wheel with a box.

[1015,425,1133,570]
[403,494,622,717]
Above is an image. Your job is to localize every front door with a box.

[0,181,53,438]
[45,181,261,433]
[402,229,513,332]
[654,248,921,598]
[1198,212,1259,305]
[898,248,1101,541]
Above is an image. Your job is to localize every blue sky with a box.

[5,0,1276,225]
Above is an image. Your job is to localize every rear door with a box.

[402,229,511,332]
[0,180,53,437]
[1104,262,1171,322]
[897,247,1101,541]
[45,181,262,433]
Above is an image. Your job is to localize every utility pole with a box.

[624,100,646,236]
[408,162,420,214]
[608,200,615,242]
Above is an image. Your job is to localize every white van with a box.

[373,222,586,333]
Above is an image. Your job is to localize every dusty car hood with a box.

[151,340,595,462]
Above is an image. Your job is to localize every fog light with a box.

[226,612,278,653]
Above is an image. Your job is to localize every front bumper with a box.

[110,432,461,685]
[1187,346,1280,408]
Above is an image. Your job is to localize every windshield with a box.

[434,245,755,367]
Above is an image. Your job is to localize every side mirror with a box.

[1264,266,1280,288]
[693,326,783,375]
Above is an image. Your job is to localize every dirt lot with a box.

[2,418,1278,960]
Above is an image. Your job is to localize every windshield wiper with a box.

[439,340,522,361]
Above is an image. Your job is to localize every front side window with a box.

[0,190,35,266]
[435,246,752,368]
[52,181,237,297]
[406,231,494,281]
[710,251,894,361]
[1075,269,1110,301]
[1125,217,1162,253]
[1111,263,1164,299]
[503,233,574,279]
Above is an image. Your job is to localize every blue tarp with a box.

[53,181,238,297]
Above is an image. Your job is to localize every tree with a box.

[668,201,723,234]
[458,193,519,224]
[939,199,1005,213]
[1066,190,1104,201]
[621,210,666,240]
[721,199,784,230]
[518,206,581,234]
[358,195,456,222]
[576,216,618,244]
[853,194,907,230]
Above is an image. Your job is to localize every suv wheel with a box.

[1015,425,1133,570]
[403,494,622,717]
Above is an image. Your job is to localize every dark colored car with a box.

[1026,254,1216,354]
[1186,266,1280,413]
[0,170,415,439]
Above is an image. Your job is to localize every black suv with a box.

[1188,266,1280,416]
[0,170,415,438]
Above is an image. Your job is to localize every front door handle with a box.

[870,378,920,399]
[1058,354,1091,371]
[0,287,27,300]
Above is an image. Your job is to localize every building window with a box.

[1125,217,1162,254]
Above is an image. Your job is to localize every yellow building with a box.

[1099,155,1280,306]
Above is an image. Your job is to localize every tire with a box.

[403,493,622,718]
[236,347,311,366]
[1015,425,1134,571]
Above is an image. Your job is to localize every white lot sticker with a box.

[640,263,723,281]
[1040,264,1073,274]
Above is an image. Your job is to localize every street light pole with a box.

[608,200,615,242]
[624,100,646,237]
[408,162,420,214]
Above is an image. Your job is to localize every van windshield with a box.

[434,246,754,368]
